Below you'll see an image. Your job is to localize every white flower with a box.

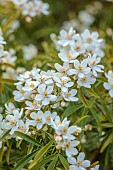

[55,62,72,76]
[81,29,102,46]
[58,49,79,63]
[44,111,57,125]
[25,100,42,110]
[22,80,39,91]
[28,111,45,130]
[53,117,79,141]
[60,139,80,157]
[54,76,74,92]
[70,59,91,78]
[4,109,23,135]
[77,73,96,88]
[58,27,77,47]
[88,54,104,77]
[5,102,16,114]
[68,152,91,170]
[35,84,57,105]
[34,0,49,15]
[34,74,53,86]
[13,85,31,101]
[62,89,78,102]
[23,44,38,61]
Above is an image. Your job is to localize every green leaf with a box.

[85,88,99,98]
[59,154,69,170]
[90,108,100,125]
[13,150,38,170]
[29,140,54,169]
[100,134,113,153]
[99,99,112,122]
[0,130,10,142]
[0,78,15,85]
[62,104,83,118]
[14,131,41,147]
[47,155,58,170]
[101,123,113,128]
[73,115,90,125]
[30,154,56,170]
[78,88,91,108]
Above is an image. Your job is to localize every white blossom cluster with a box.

[0,102,99,170]
[103,70,113,97]
[10,0,49,18]
[13,67,78,109]
[51,27,104,88]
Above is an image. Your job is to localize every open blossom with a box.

[77,72,96,88]
[4,109,23,135]
[5,103,16,114]
[54,76,74,92]
[55,62,72,76]
[88,54,104,77]
[103,70,113,97]
[25,100,42,110]
[62,89,78,102]
[35,84,57,105]
[0,35,6,44]
[58,49,79,63]
[28,111,45,130]
[59,139,80,157]
[44,111,57,125]
[58,27,77,47]
[70,59,91,78]
[68,152,91,170]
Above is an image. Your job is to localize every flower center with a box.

[67,92,71,97]
[77,160,82,167]
[67,54,71,59]
[10,120,16,126]
[46,116,51,121]
[44,91,48,97]
[92,61,97,66]
[20,126,25,131]
[62,128,67,134]
[61,80,66,85]
[77,66,83,70]
[20,90,24,94]
[36,117,41,123]
[30,83,35,88]
[39,77,44,82]
[82,77,87,82]
[76,45,80,50]
[87,37,92,43]
[66,34,71,39]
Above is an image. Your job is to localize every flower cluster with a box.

[13,67,78,109]
[51,27,104,89]
[103,70,113,97]
[0,102,99,170]
[11,0,49,18]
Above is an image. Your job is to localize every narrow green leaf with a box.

[100,134,113,153]
[59,154,69,170]
[62,104,83,118]
[90,108,100,125]
[29,141,54,169]
[85,88,99,98]
[0,78,15,85]
[78,88,91,108]
[30,154,56,170]
[14,131,40,147]
[13,150,38,170]
[73,115,90,125]
[101,123,113,128]
[0,130,10,142]
[6,140,13,165]
[47,155,58,170]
